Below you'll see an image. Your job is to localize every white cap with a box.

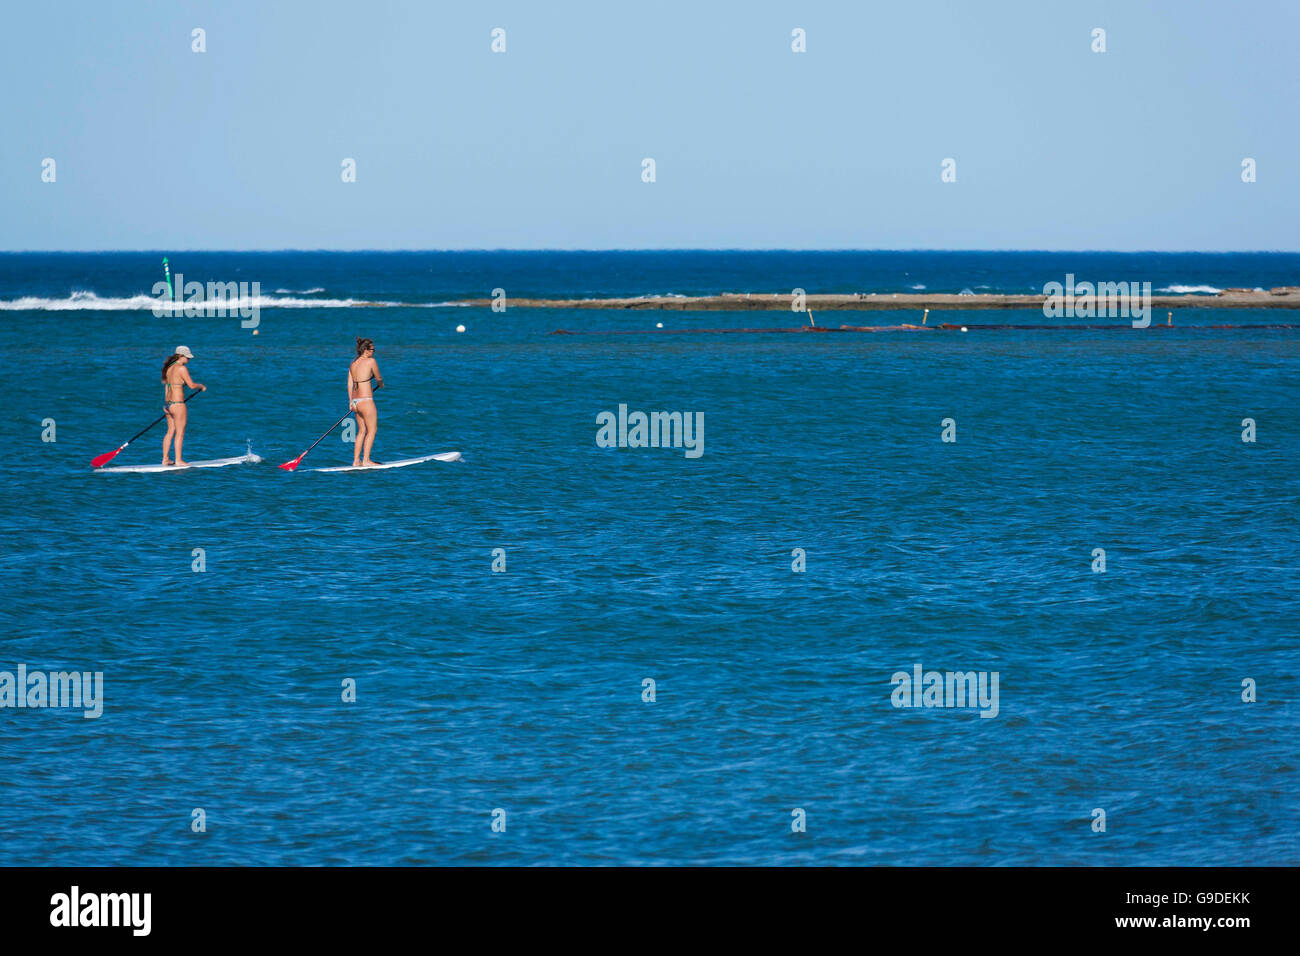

[174,345,194,358]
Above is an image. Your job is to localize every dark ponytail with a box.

[356,337,374,356]
[161,354,181,382]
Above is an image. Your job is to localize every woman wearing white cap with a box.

[160,346,206,465]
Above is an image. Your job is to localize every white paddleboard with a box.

[312,451,461,472]
[96,451,263,474]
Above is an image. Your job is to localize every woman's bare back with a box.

[350,356,378,398]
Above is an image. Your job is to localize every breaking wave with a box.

[1157,285,1221,294]
[0,290,446,311]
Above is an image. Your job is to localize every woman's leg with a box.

[162,409,176,464]
[173,405,189,465]
[361,402,378,464]
[352,406,366,466]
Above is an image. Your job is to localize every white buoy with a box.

[456,324,466,333]
[961,326,968,332]
[656,322,663,328]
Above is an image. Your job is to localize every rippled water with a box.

[3,253,1299,865]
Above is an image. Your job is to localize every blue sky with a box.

[2,0,1296,250]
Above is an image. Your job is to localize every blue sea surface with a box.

[2,252,1298,865]
[2,250,1299,303]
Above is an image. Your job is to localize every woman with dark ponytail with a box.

[161,345,206,465]
[348,337,384,466]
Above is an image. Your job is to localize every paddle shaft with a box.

[286,410,353,466]
[123,389,199,447]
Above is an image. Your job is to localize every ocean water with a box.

[3,250,1300,306]
[3,251,1298,866]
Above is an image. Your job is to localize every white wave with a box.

[0,291,163,311]
[958,288,975,296]
[236,296,363,309]
[273,287,326,294]
[0,291,433,311]
[909,284,926,290]
[1157,285,1221,294]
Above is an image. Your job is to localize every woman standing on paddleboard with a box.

[161,345,205,465]
[348,337,384,467]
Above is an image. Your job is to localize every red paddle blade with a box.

[90,447,123,469]
[278,455,304,471]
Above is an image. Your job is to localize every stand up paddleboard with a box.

[95,451,263,474]
[311,451,461,473]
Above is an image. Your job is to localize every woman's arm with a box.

[181,367,205,391]
[347,370,354,406]
[371,360,384,389]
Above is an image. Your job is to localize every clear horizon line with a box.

[2,248,1298,255]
